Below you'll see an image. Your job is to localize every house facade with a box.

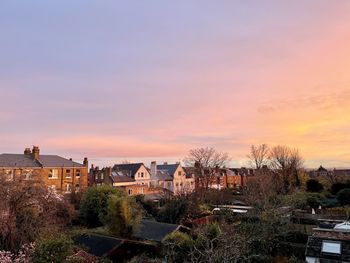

[0,146,89,194]
[150,162,195,195]
[89,163,161,196]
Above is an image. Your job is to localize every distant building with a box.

[0,146,89,194]
[308,165,350,182]
[305,220,350,263]
[150,162,195,195]
[226,167,254,189]
[89,163,161,196]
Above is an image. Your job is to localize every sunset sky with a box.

[1,1,350,168]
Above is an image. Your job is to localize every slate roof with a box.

[133,219,180,242]
[155,170,173,181]
[0,154,85,168]
[111,172,136,183]
[74,234,123,257]
[112,163,143,177]
[305,236,350,262]
[157,164,179,176]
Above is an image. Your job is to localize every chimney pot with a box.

[24,148,31,155]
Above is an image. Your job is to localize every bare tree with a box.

[269,145,304,193]
[0,172,74,251]
[185,147,229,190]
[247,144,269,170]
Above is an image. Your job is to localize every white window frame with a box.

[76,169,81,178]
[65,183,72,193]
[65,169,71,178]
[48,169,58,179]
[321,241,341,254]
[4,169,14,181]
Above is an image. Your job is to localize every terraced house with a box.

[0,146,89,193]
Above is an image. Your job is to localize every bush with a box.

[79,186,126,227]
[163,232,194,263]
[156,197,191,224]
[32,236,73,263]
[306,194,321,209]
[337,188,350,205]
[331,182,350,195]
[306,179,324,192]
[103,194,142,237]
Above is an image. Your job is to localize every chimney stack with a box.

[150,161,157,177]
[24,148,31,155]
[83,157,88,167]
[32,146,40,161]
[105,167,112,177]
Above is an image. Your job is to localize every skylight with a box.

[322,241,341,254]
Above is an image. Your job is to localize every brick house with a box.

[0,146,88,194]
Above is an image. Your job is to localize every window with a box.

[95,174,98,180]
[75,184,80,192]
[4,170,14,181]
[76,169,81,177]
[138,172,140,178]
[66,169,71,178]
[178,171,182,176]
[128,189,133,196]
[101,173,104,180]
[65,184,72,193]
[48,169,58,179]
[322,241,341,254]
[141,172,144,178]
[23,169,33,180]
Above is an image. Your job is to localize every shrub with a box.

[306,179,324,192]
[337,188,350,205]
[103,194,142,237]
[163,232,194,263]
[79,186,126,227]
[156,197,191,224]
[331,182,350,195]
[32,236,73,263]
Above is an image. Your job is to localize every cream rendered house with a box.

[112,163,151,187]
[150,162,195,195]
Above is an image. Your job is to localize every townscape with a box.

[0,145,349,262]
[2,1,350,263]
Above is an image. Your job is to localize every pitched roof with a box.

[0,154,84,168]
[155,170,173,181]
[157,164,179,176]
[111,172,136,183]
[74,234,123,257]
[133,219,180,242]
[112,163,144,177]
